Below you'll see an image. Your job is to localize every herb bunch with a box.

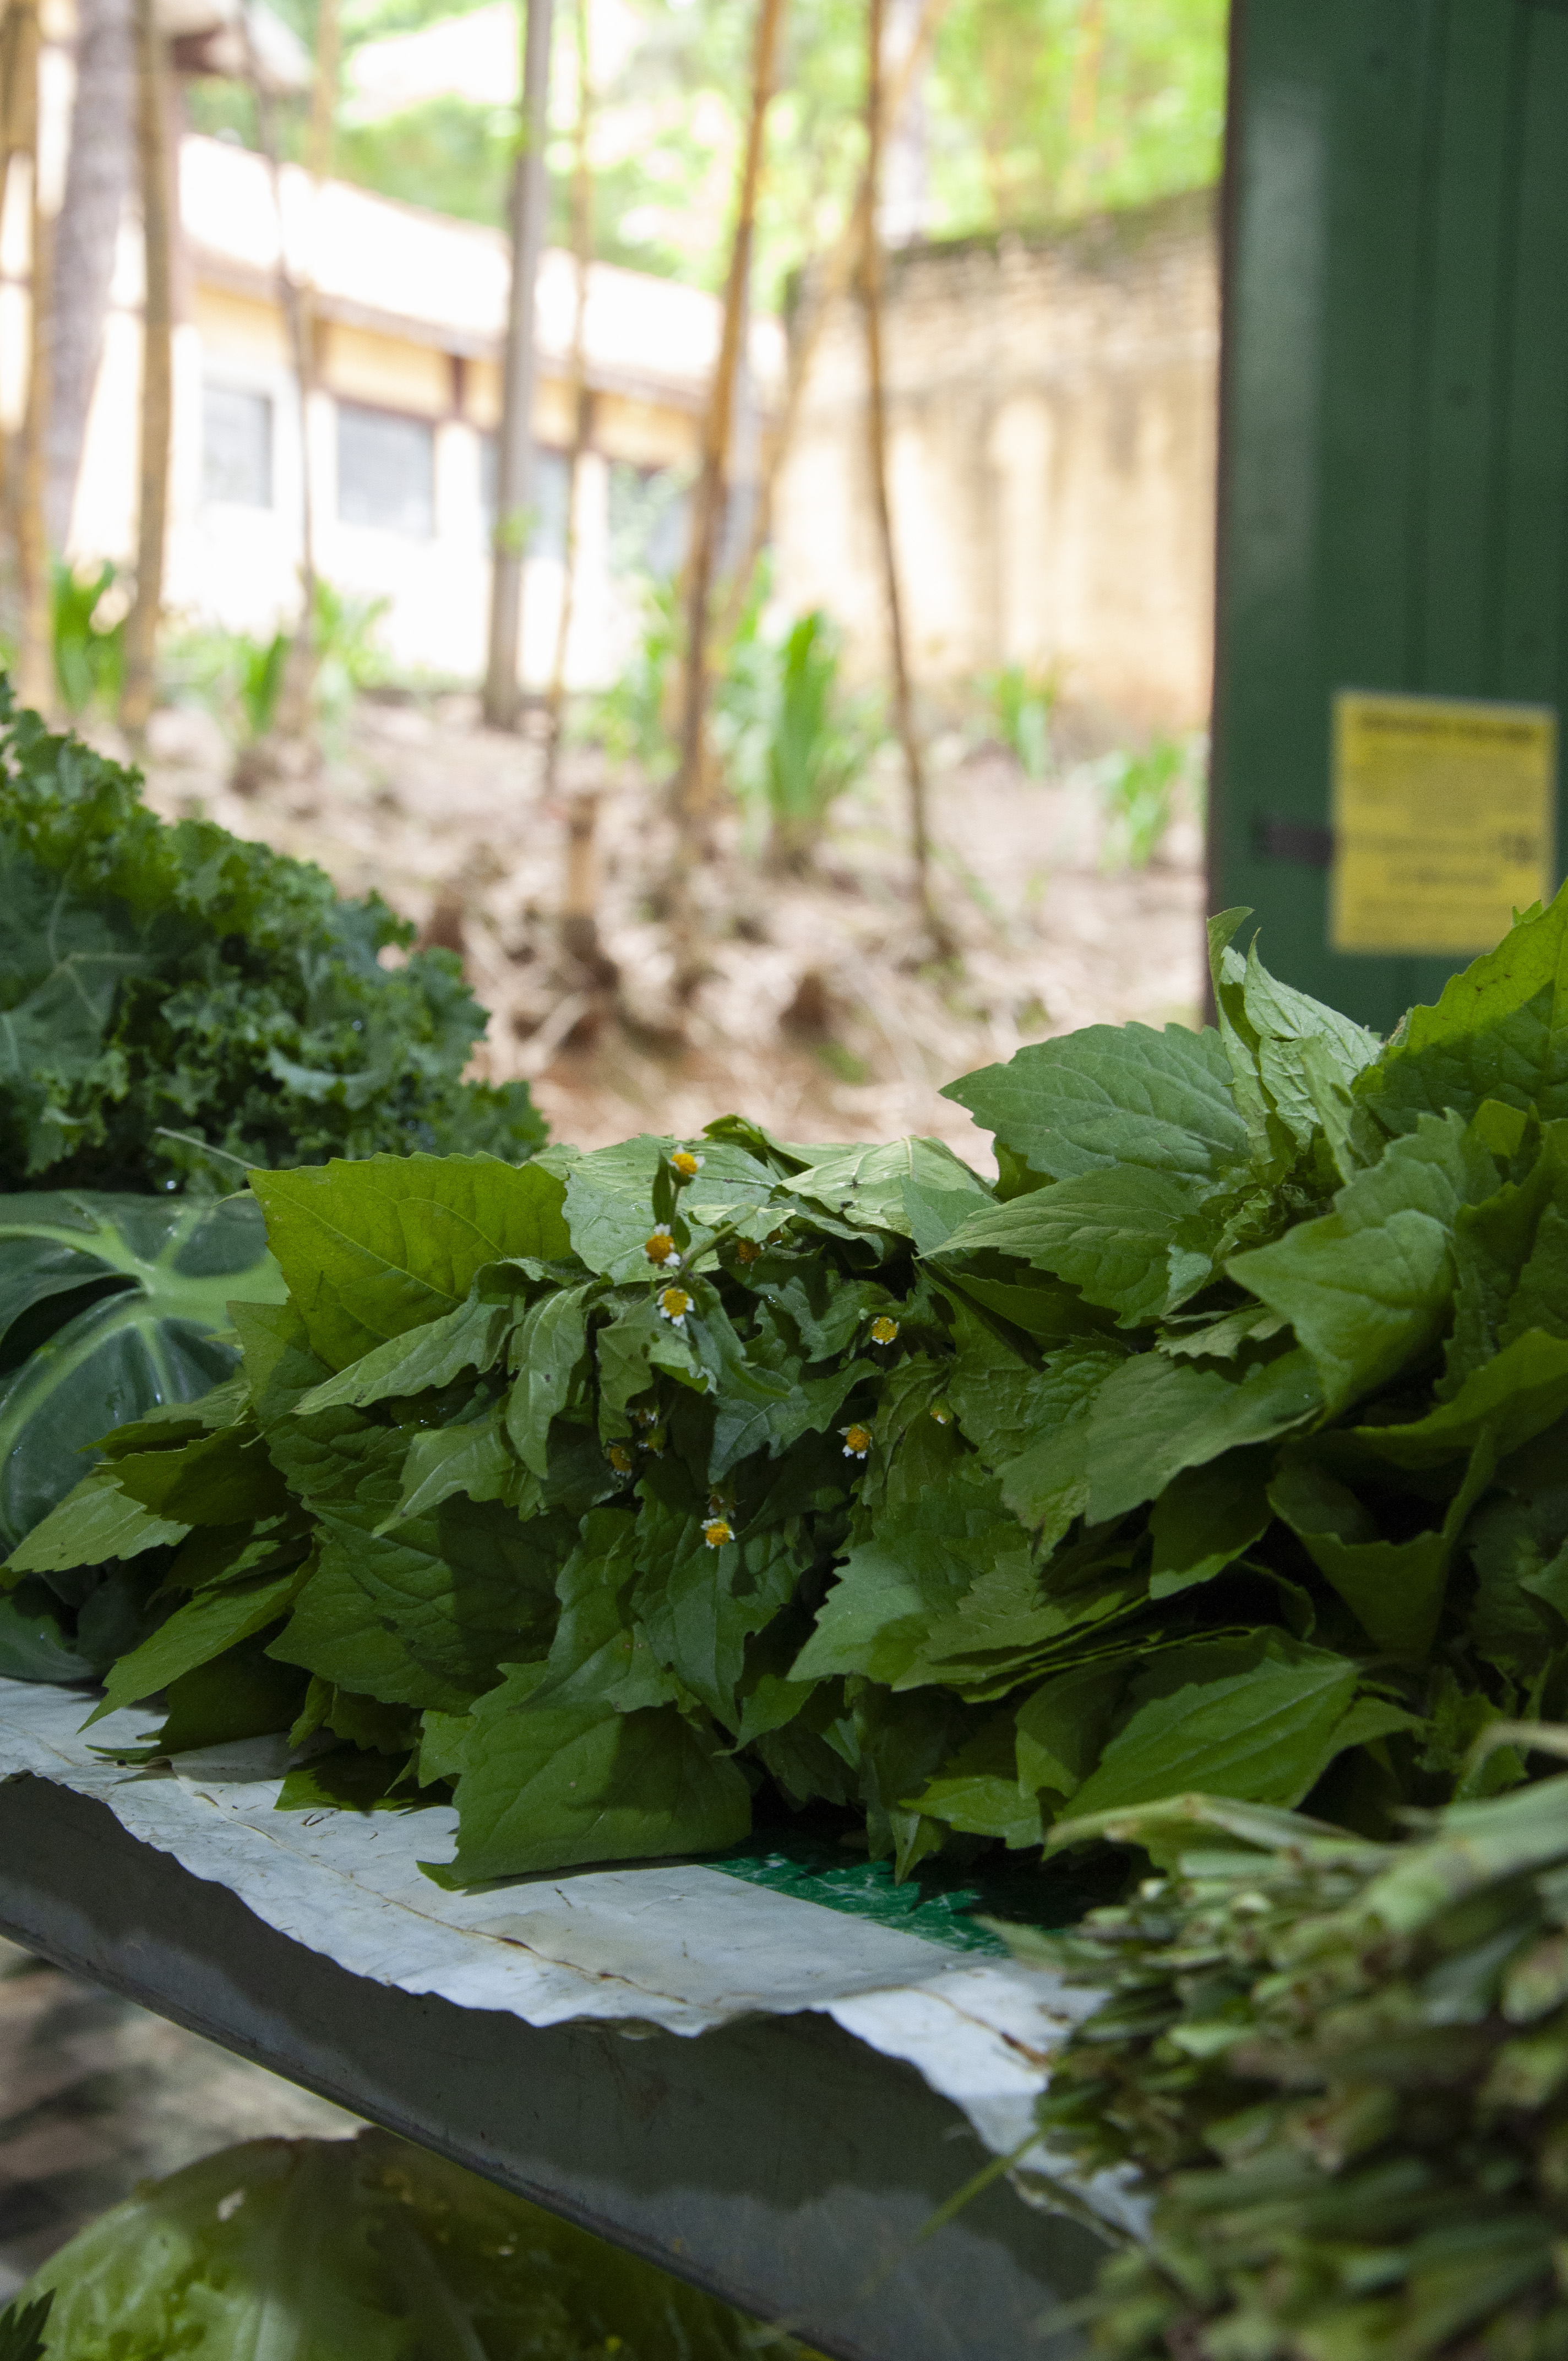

[1021,1762,1568,2361]
[12,893,1568,1881]
[0,681,545,1192]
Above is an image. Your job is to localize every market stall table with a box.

[0,1680,1128,2360]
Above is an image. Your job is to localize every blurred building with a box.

[53,130,781,684]
[777,192,1218,737]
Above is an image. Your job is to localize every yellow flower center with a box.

[734,1238,761,1264]
[702,1519,733,1549]
[607,1443,634,1473]
[843,1423,872,1456]
[644,1230,678,1264]
[869,1315,900,1345]
[671,1150,702,1177]
[660,1286,692,1320]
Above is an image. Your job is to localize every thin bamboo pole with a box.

[483,0,554,731]
[666,0,787,993]
[718,0,947,643]
[271,0,339,742]
[3,0,50,707]
[549,0,611,984]
[119,0,172,744]
[862,0,944,949]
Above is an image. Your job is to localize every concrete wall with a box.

[774,192,1219,738]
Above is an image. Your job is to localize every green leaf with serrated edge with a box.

[127,1638,306,1758]
[897,1548,1147,1694]
[792,1458,1027,1688]
[1229,1113,1498,1413]
[1085,1345,1321,1524]
[939,1164,1220,1326]
[249,1154,569,1371]
[901,1172,998,1257]
[785,1136,986,1236]
[595,1292,705,1429]
[296,1290,518,1415]
[1441,1125,1562,1390]
[267,1539,475,1713]
[852,1682,967,1875]
[632,1459,803,1729]
[417,1706,471,1787]
[1504,1199,1568,1345]
[562,1135,778,1280]
[903,1711,1044,1847]
[112,1418,291,1527]
[1148,1447,1276,1599]
[539,1506,681,1712]
[943,1021,1248,1184]
[1349,1328,1568,1471]
[1157,1303,1290,1361]
[83,1559,306,1725]
[1015,1659,1130,1802]
[1269,1437,1495,1657]
[377,1405,537,1532]
[505,1281,595,1477]
[4,1460,188,1577]
[296,1480,562,1712]
[1237,937,1382,1147]
[978,1343,1131,1543]
[1063,1637,1362,1819]
[96,1376,249,1458]
[0,1190,284,1550]
[1359,879,1568,1138]
[1207,910,1297,1179]
[430,1667,750,1884]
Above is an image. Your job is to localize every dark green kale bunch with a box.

[1019,1765,1568,2361]
[0,678,545,1192]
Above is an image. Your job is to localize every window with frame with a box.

[336,403,435,536]
[608,460,689,581]
[203,384,273,508]
[480,437,570,560]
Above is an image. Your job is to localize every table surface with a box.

[0,1772,1107,2360]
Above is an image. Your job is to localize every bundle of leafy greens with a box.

[0,678,545,1191]
[21,2129,777,2359]
[1017,1749,1568,2361]
[13,890,1568,1880]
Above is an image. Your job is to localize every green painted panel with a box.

[1212,0,1568,1032]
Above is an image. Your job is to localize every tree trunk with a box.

[549,0,612,985]
[2,0,51,708]
[483,0,554,733]
[270,0,339,746]
[119,0,172,746]
[666,0,787,994]
[719,0,946,643]
[45,0,133,555]
[862,0,944,949]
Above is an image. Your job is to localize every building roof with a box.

[180,134,782,412]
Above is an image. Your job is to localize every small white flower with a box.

[644,1223,682,1269]
[658,1285,693,1328]
[840,1423,872,1460]
[670,1147,705,1179]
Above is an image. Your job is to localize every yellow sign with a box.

[1331,690,1557,955]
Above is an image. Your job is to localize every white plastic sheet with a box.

[0,1677,1142,2233]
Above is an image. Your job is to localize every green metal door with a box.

[1211,0,1568,1030]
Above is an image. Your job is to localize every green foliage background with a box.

[188,0,1227,297]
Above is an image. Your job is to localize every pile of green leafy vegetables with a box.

[1020,1751,1568,2361]
[0,682,546,1640]
[13,888,1568,1882]
[21,2129,775,2359]
[0,677,544,1192]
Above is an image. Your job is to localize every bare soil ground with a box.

[140,694,1207,1171]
